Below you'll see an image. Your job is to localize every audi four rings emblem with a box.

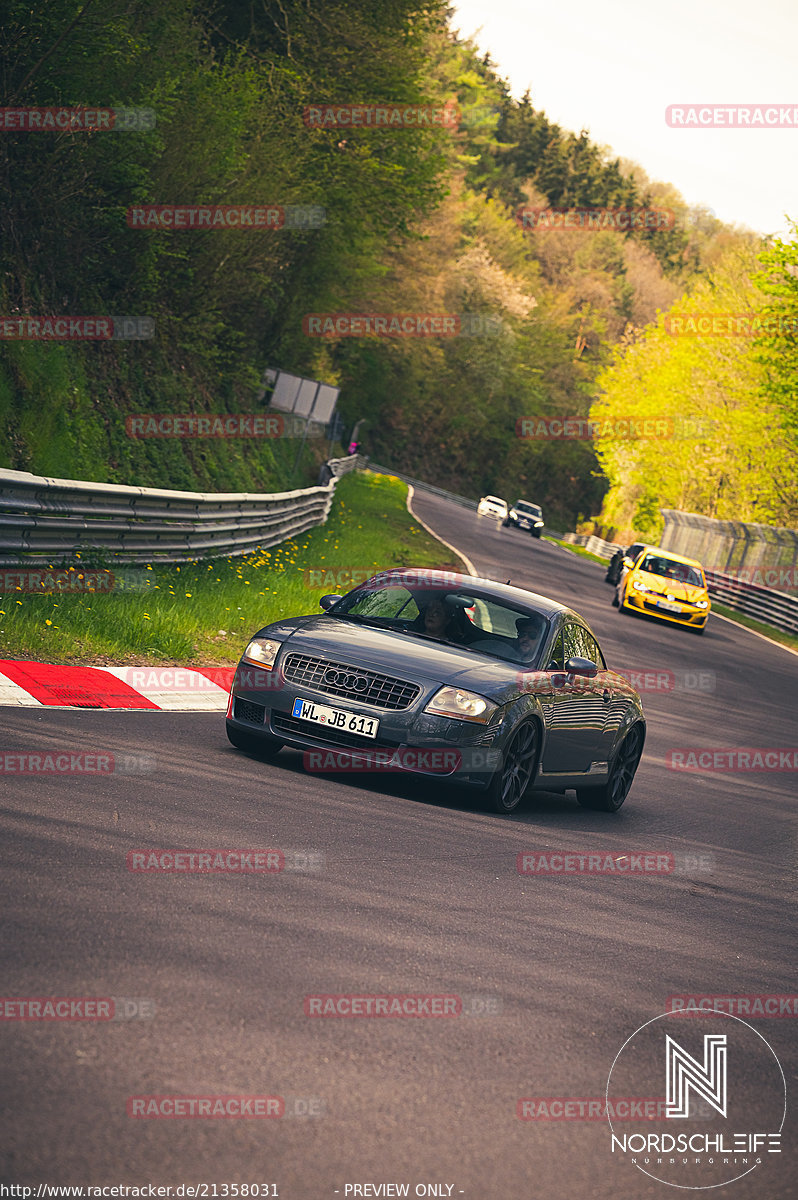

[324,668,369,692]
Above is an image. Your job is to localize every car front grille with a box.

[271,711,402,750]
[233,698,266,724]
[282,653,420,710]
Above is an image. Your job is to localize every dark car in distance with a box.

[504,499,545,536]
[225,569,646,815]
[605,542,648,585]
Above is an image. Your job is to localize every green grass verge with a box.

[712,602,798,653]
[0,471,464,666]
[542,535,609,566]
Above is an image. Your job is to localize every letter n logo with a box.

[665,1034,727,1118]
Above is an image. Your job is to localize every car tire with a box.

[502,518,510,527]
[226,723,284,758]
[577,723,644,813]
[611,591,619,607]
[484,719,540,815]
[693,624,706,635]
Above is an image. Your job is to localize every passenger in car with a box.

[513,616,546,662]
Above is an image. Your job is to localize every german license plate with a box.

[656,600,682,613]
[292,697,379,738]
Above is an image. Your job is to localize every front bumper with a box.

[621,589,709,628]
[227,680,506,788]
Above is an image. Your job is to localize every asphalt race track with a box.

[2,492,796,1198]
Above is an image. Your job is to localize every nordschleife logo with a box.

[606,1011,786,1189]
[665,1033,727,1118]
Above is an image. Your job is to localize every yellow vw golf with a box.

[613,547,710,634]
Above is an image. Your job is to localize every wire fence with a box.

[660,509,798,595]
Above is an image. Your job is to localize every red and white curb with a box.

[0,660,233,710]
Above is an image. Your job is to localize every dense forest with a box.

[1,0,795,534]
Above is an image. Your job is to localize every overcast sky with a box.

[449,0,797,239]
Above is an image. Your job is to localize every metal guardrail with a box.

[0,455,361,567]
[704,570,798,636]
[366,463,479,511]
[560,533,624,558]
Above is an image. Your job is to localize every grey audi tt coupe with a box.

[225,568,646,814]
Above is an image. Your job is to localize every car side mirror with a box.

[565,656,598,677]
[319,593,342,610]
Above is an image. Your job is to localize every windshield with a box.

[515,501,542,516]
[637,555,705,587]
[330,583,550,665]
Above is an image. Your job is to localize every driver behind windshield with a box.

[412,595,470,644]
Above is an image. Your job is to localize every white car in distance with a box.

[477,495,508,520]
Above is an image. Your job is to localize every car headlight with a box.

[510,510,518,519]
[242,637,283,667]
[424,687,498,724]
[534,520,544,527]
[694,599,709,609]
[632,579,649,593]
